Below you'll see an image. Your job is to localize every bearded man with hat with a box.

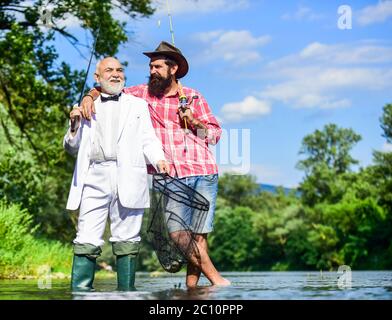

[80,41,230,287]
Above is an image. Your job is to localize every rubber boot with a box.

[71,254,96,292]
[112,241,140,291]
[116,254,137,291]
[71,243,101,292]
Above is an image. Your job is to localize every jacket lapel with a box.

[117,94,132,142]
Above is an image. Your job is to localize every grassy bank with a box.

[0,202,73,279]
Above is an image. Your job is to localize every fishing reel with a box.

[178,95,199,129]
[178,95,198,113]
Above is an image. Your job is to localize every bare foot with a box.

[186,282,198,289]
[212,277,231,286]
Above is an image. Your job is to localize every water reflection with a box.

[153,285,219,300]
[1,272,391,300]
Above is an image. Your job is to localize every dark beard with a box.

[148,74,172,97]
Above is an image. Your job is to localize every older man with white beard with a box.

[64,57,169,292]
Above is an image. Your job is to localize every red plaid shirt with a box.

[123,84,221,178]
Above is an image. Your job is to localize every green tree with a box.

[372,104,392,207]
[369,103,392,267]
[218,173,260,206]
[254,204,305,270]
[209,206,261,271]
[297,124,361,206]
[297,123,361,174]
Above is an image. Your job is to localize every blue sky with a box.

[52,0,392,187]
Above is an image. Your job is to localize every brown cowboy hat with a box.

[143,41,189,79]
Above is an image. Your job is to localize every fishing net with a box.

[147,173,210,273]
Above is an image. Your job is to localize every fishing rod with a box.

[71,26,101,132]
[166,0,175,46]
[165,0,195,151]
[166,0,186,125]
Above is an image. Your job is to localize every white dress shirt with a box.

[90,93,121,162]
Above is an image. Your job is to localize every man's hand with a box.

[80,96,95,120]
[80,88,100,120]
[157,160,170,174]
[178,107,194,123]
[179,107,206,131]
[70,106,82,136]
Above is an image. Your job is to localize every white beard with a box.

[100,79,125,95]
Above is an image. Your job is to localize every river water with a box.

[0,271,391,300]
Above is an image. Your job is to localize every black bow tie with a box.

[101,94,121,103]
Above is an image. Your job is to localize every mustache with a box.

[149,74,164,81]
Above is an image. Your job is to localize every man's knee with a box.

[112,241,140,257]
[73,243,102,259]
[194,233,207,242]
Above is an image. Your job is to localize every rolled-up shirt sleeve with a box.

[192,92,222,145]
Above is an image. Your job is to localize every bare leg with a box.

[185,234,205,287]
[185,234,230,288]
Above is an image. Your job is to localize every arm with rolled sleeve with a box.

[192,92,222,145]
[140,101,165,169]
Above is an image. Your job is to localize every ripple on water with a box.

[0,271,391,300]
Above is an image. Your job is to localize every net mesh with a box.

[147,174,210,273]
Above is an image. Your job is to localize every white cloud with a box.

[276,42,392,65]
[259,42,392,109]
[382,142,392,152]
[220,96,271,123]
[153,0,249,15]
[357,0,392,26]
[194,30,271,65]
[281,6,323,21]
[194,30,224,43]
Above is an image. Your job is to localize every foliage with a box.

[297,123,362,175]
[217,174,260,206]
[372,104,392,208]
[210,115,392,271]
[209,206,262,271]
[380,103,392,143]
[297,124,362,206]
[0,201,72,278]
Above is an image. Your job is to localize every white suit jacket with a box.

[63,94,165,210]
